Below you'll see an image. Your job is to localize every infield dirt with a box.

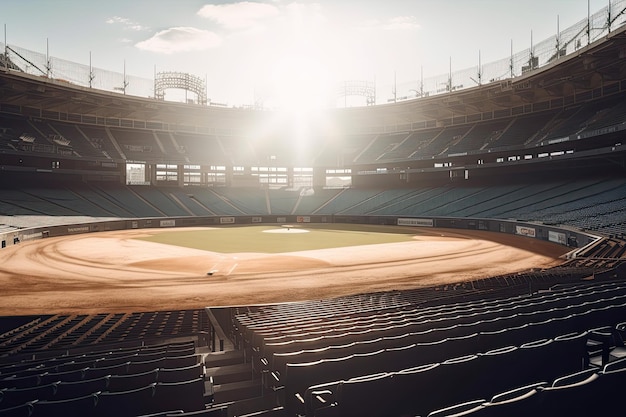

[0,226,570,315]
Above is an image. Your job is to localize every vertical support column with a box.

[178,164,185,187]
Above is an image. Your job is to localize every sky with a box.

[0,0,613,108]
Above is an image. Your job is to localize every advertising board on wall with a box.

[67,226,90,234]
[549,230,567,245]
[21,231,43,241]
[515,225,536,238]
[160,220,176,227]
[397,218,434,227]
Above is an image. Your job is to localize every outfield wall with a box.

[0,214,599,260]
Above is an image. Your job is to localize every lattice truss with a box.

[337,80,376,106]
[154,72,207,105]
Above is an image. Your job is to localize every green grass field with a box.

[136,224,416,253]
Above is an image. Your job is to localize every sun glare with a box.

[247,4,344,154]
[268,52,334,112]
[252,51,337,166]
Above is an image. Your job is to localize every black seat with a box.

[158,363,204,383]
[84,362,130,379]
[586,326,615,367]
[535,369,599,416]
[0,402,34,417]
[0,374,42,390]
[474,382,545,417]
[55,375,110,400]
[164,355,199,369]
[108,369,159,392]
[31,392,98,417]
[166,407,228,416]
[154,378,206,413]
[0,382,58,409]
[608,321,626,360]
[473,345,518,397]
[329,372,393,417]
[95,384,156,417]
[127,358,164,374]
[39,367,87,384]
[392,363,445,417]
[592,356,626,414]
[426,399,486,417]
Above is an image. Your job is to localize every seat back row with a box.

[290,331,588,416]
[423,356,626,417]
[0,340,196,376]
[264,298,626,385]
[257,289,626,360]
[0,377,207,417]
[0,362,205,410]
[239,281,625,343]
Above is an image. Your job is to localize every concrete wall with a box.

[0,215,599,259]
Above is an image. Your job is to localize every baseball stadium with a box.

[1,2,626,417]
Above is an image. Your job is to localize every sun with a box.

[255,51,336,158]
[267,52,334,112]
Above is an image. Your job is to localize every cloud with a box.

[197,1,280,29]
[284,2,327,26]
[356,15,420,32]
[135,27,222,54]
[383,16,420,31]
[106,16,147,31]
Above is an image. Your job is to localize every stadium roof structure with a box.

[1,24,626,133]
[355,25,626,127]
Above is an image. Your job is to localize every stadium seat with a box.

[0,374,42,390]
[158,363,205,383]
[31,392,98,417]
[473,382,545,417]
[608,321,626,361]
[0,402,34,417]
[127,358,164,374]
[328,372,394,417]
[55,358,99,372]
[392,363,445,417]
[438,355,483,406]
[515,339,558,384]
[164,354,200,368]
[534,370,600,416]
[426,399,486,417]
[136,411,184,417]
[153,378,207,413]
[84,362,130,379]
[594,355,626,412]
[95,353,138,368]
[0,382,58,409]
[166,407,229,416]
[95,384,157,417]
[54,375,110,400]
[39,367,87,384]
[473,345,518,396]
[586,326,614,367]
[108,369,159,392]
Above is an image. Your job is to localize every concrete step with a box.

[205,349,245,367]
[213,379,262,404]
[208,362,254,385]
